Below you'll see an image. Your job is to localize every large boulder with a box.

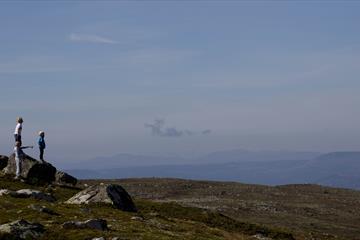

[3,154,56,185]
[66,184,137,212]
[0,219,45,240]
[0,155,8,170]
[55,171,77,186]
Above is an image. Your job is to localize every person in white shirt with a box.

[14,117,23,146]
[14,141,33,180]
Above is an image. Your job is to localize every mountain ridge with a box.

[67,151,360,190]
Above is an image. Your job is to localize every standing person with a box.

[14,141,33,180]
[38,131,46,162]
[14,117,23,146]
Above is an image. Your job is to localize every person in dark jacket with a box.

[38,131,46,162]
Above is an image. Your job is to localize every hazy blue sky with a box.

[1,1,360,164]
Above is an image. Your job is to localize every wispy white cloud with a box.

[69,33,118,44]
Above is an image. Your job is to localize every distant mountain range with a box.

[69,149,321,169]
[66,150,360,190]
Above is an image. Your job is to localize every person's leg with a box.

[40,148,44,161]
[14,134,18,142]
[15,157,20,179]
[18,135,22,146]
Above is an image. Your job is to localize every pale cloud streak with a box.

[69,33,118,44]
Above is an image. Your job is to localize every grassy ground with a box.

[82,178,360,240]
[0,175,294,240]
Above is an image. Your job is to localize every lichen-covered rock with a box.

[66,184,137,212]
[3,154,56,185]
[15,189,56,202]
[0,155,8,170]
[0,219,45,239]
[55,171,77,186]
[62,219,108,231]
[0,188,55,202]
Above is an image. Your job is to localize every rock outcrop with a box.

[66,184,137,212]
[0,155,8,170]
[1,153,77,186]
[4,154,56,185]
[0,219,45,239]
[62,219,108,231]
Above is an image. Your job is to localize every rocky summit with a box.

[3,154,56,185]
[66,184,137,212]
[1,153,77,186]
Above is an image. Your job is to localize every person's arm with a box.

[20,146,33,149]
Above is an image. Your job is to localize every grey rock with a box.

[55,171,77,186]
[62,219,108,231]
[131,216,144,221]
[0,219,45,239]
[0,155,8,170]
[253,234,273,240]
[12,189,56,202]
[66,184,137,212]
[28,204,59,216]
[3,154,56,185]
[0,189,11,196]
[0,189,55,202]
[92,238,105,240]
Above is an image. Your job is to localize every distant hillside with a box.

[198,149,321,163]
[67,152,360,190]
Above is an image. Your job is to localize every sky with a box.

[0,1,360,165]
